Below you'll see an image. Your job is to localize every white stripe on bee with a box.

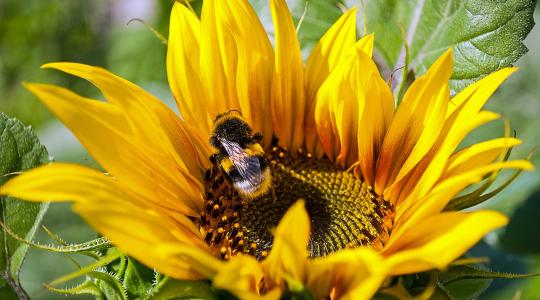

[234,179,260,194]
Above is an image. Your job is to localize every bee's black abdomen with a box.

[258,155,268,170]
[227,167,243,182]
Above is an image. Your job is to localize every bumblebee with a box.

[209,110,271,199]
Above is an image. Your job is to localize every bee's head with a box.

[213,109,243,123]
[211,110,253,149]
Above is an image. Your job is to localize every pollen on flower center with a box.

[200,145,395,260]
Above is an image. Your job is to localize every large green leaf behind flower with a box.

[354,0,536,92]
[0,113,49,299]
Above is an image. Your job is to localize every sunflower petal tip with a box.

[345,6,358,15]
[363,32,375,42]
[41,62,59,69]
[23,82,53,95]
[171,0,189,14]
[41,62,78,72]
[441,48,454,63]
[484,210,510,227]
[22,82,39,92]
[293,198,306,209]
[505,66,519,75]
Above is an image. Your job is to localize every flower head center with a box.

[201,145,394,260]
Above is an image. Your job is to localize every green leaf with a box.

[0,226,111,257]
[438,263,493,300]
[432,284,455,300]
[290,0,344,56]
[0,112,50,299]
[45,279,105,299]
[49,248,123,286]
[122,258,154,298]
[356,0,536,92]
[440,264,540,284]
[442,277,492,300]
[437,263,540,299]
[90,270,128,300]
[147,277,221,300]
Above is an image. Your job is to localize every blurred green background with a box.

[1,0,539,299]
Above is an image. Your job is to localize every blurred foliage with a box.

[0,0,108,127]
[0,0,539,299]
[501,189,540,254]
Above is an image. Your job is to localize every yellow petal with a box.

[1,162,210,280]
[157,106,212,171]
[306,8,357,101]
[375,49,453,195]
[167,2,212,138]
[0,163,204,237]
[270,0,306,152]
[40,63,208,179]
[304,8,357,154]
[444,137,522,179]
[385,211,508,275]
[390,160,533,245]
[41,63,189,163]
[388,110,501,206]
[315,45,393,172]
[217,0,274,147]
[448,67,517,117]
[390,69,516,204]
[402,68,516,200]
[199,0,239,116]
[315,49,362,164]
[355,47,394,184]
[154,242,225,279]
[74,201,209,280]
[263,200,310,290]
[355,33,375,58]
[307,248,386,300]
[213,255,271,299]
[1,163,123,202]
[24,83,204,216]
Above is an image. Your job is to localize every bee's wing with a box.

[218,138,263,186]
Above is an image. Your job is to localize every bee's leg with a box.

[252,132,263,143]
[271,135,279,147]
[209,153,219,165]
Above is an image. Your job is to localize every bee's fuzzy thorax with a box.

[211,114,253,148]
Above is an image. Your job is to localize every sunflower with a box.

[0,0,533,299]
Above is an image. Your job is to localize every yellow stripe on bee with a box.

[245,143,265,156]
[220,157,234,172]
[238,168,272,199]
